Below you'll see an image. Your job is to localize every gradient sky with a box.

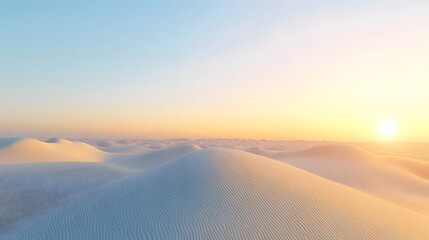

[1,1,429,141]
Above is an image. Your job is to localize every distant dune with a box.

[107,144,202,170]
[0,138,105,164]
[0,139,428,239]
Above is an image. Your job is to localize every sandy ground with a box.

[0,138,427,239]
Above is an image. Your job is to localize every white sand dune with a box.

[273,144,429,215]
[386,155,429,180]
[0,138,105,164]
[107,144,202,170]
[3,148,427,239]
[100,145,149,154]
[355,142,429,161]
[79,139,149,154]
[0,162,131,234]
[0,139,428,239]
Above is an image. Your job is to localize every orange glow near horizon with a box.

[2,110,429,142]
[1,2,429,142]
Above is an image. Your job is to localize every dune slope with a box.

[275,144,429,215]
[0,162,131,234]
[5,148,427,240]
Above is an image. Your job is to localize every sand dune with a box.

[1,139,428,239]
[274,144,429,215]
[79,139,149,154]
[383,155,429,181]
[0,162,131,234]
[108,144,202,170]
[356,142,429,161]
[4,148,427,239]
[0,138,105,164]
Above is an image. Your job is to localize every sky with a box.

[1,1,429,141]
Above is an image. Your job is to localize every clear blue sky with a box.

[1,1,429,140]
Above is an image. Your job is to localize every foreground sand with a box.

[0,138,428,239]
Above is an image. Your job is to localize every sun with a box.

[378,119,397,137]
